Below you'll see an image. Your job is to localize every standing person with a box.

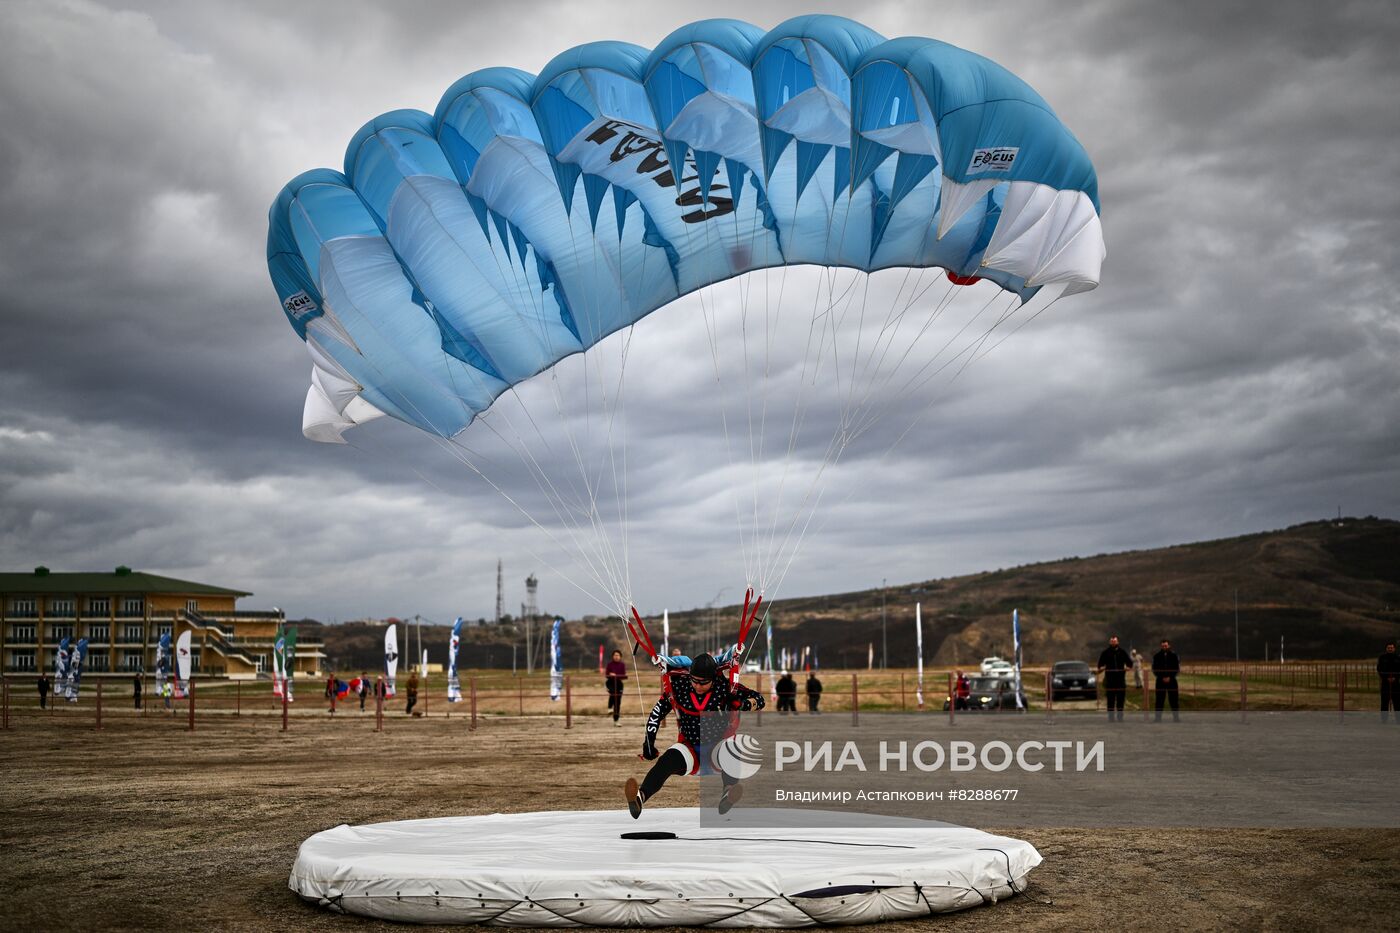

[162,680,173,712]
[775,671,797,713]
[805,671,823,714]
[405,670,419,715]
[132,672,143,711]
[1152,639,1181,722]
[1097,636,1132,722]
[325,670,338,713]
[1379,643,1400,723]
[1130,648,1144,689]
[37,673,50,709]
[605,649,628,726]
[358,672,369,713]
[955,670,971,711]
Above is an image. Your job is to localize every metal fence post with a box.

[900,672,906,711]
[1045,670,1054,716]
[96,679,103,731]
[851,673,859,727]
[565,675,572,729]
[235,680,240,718]
[188,679,196,732]
[1338,672,1346,719]
[1,677,8,730]
[374,677,384,733]
[469,676,477,731]
[282,684,289,733]
[330,678,337,716]
[948,672,955,726]
[1240,669,1247,722]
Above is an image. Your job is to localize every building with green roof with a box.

[2,566,322,683]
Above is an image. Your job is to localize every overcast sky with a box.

[1,0,1396,623]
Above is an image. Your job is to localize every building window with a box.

[186,599,199,613]
[9,598,37,619]
[87,650,109,672]
[155,623,172,638]
[255,654,267,674]
[122,623,144,643]
[123,651,144,672]
[48,598,74,617]
[190,648,202,672]
[119,597,145,618]
[87,623,109,642]
[87,597,110,617]
[9,624,36,642]
[48,624,74,642]
[10,651,36,671]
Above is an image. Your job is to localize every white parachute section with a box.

[290,808,1040,926]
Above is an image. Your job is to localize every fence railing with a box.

[2,663,1391,733]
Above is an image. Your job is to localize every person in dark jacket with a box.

[1379,643,1400,723]
[37,673,50,709]
[605,649,628,725]
[775,671,798,713]
[805,673,823,713]
[405,670,419,715]
[1152,639,1181,722]
[358,672,369,712]
[1097,636,1132,722]
[132,673,143,710]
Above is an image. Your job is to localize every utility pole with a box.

[494,558,504,626]
[881,579,887,670]
[1234,589,1239,662]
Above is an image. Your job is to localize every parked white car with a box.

[986,660,1016,680]
[979,656,1004,674]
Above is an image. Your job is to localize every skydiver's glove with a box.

[641,736,658,760]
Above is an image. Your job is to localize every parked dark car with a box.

[1050,660,1097,701]
[944,676,1026,712]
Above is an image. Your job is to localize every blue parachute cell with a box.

[268,15,1105,443]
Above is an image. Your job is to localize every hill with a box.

[309,516,1400,670]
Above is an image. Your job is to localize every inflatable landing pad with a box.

[290,807,1040,926]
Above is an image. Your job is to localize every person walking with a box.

[1152,638,1181,722]
[1097,636,1132,722]
[132,672,143,710]
[954,670,971,711]
[358,672,369,712]
[1378,642,1400,723]
[775,671,798,713]
[605,649,628,725]
[805,672,823,713]
[37,673,50,710]
[405,670,419,715]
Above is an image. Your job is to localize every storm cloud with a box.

[1,0,1396,621]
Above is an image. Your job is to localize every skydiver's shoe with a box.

[718,782,744,815]
[625,778,643,819]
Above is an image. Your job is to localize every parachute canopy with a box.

[267,15,1104,444]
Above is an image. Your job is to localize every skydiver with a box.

[625,652,765,818]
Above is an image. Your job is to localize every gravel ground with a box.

[2,704,1398,932]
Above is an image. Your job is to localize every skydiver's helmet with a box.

[690,653,718,683]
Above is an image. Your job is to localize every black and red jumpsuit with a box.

[637,671,765,802]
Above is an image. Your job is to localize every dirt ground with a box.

[2,702,1399,932]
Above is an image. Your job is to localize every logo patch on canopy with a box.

[967,147,1019,173]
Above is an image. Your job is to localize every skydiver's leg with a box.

[640,746,692,800]
[628,744,693,818]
